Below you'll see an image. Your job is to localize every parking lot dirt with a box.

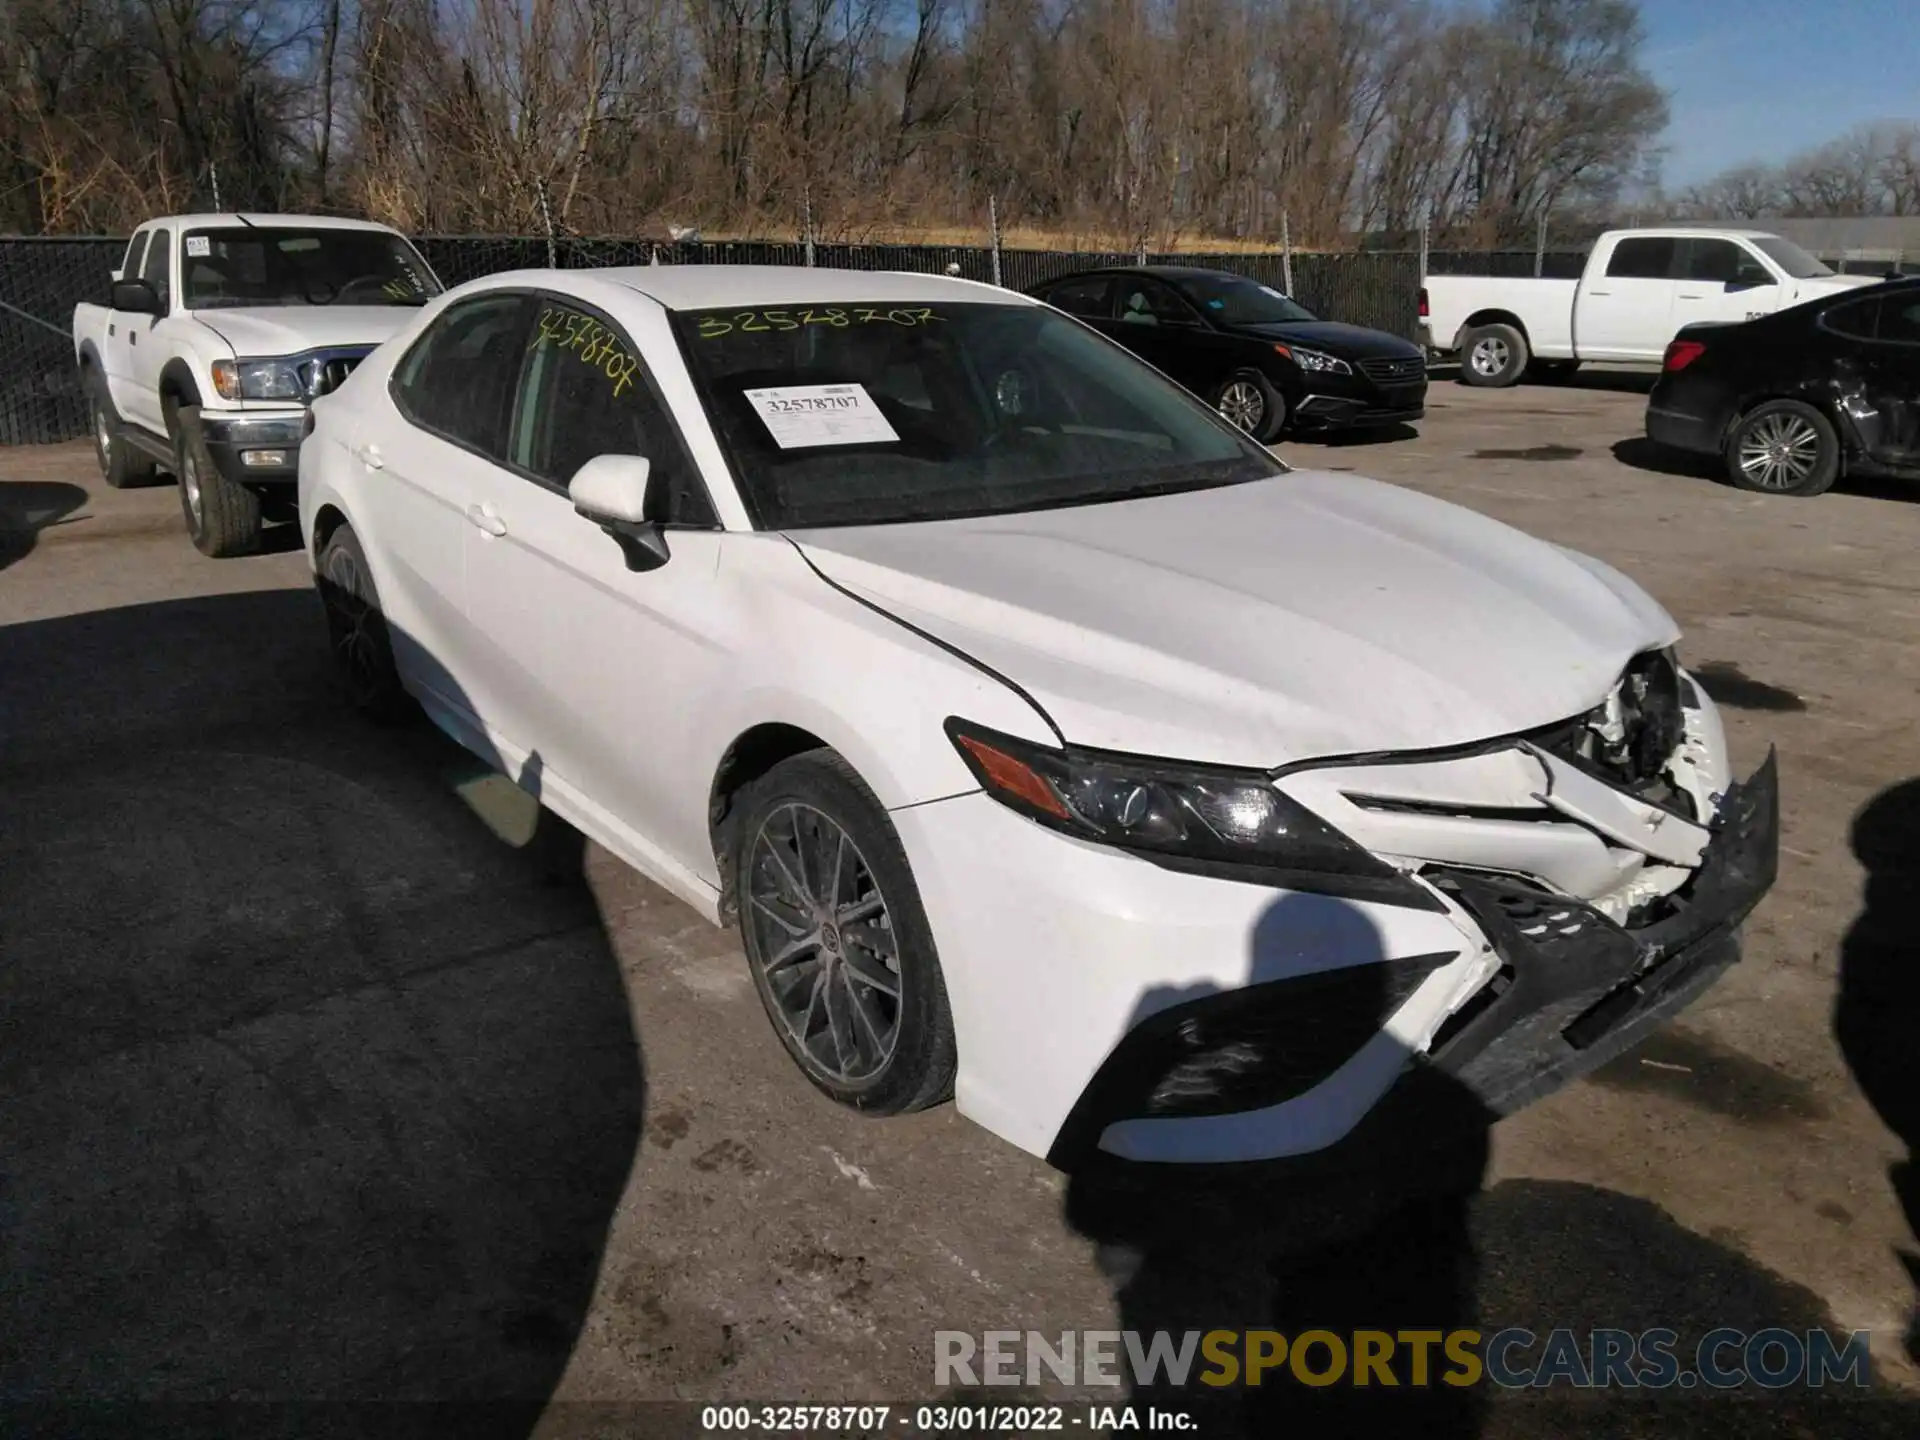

[3,370,1918,1436]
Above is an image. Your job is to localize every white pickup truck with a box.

[73,213,442,555]
[1420,227,1879,387]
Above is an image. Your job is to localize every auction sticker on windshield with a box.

[745,384,900,449]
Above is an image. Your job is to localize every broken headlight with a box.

[944,719,1438,908]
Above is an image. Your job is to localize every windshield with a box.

[676,302,1283,529]
[1172,274,1319,326]
[182,228,441,309]
[1752,236,1833,279]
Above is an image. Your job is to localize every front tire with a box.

[90,382,157,489]
[318,523,411,721]
[733,751,956,1115]
[1724,400,1840,497]
[1459,323,1529,387]
[171,404,262,556]
[1214,370,1287,442]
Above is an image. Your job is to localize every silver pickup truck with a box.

[73,213,441,555]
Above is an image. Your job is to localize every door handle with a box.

[1678,292,1706,300]
[108,323,116,337]
[465,503,507,537]
[353,443,384,470]
[129,332,137,346]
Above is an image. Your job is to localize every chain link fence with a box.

[6,234,1422,447]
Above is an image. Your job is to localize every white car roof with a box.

[158,213,403,233]
[592,265,1032,311]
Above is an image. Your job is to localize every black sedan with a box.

[1025,266,1426,442]
[1647,277,1920,497]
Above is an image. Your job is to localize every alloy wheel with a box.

[94,403,113,466]
[746,802,902,1084]
[180,449,204,524]
[1470,336,1510,378]
[1217,380,1266,434]
[1736,413,1822,491]
[323,546,386,706]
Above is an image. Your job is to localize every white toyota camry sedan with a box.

[298,266,1778,1169]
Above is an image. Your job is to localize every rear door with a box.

[1839,292,1920,470]
[1670,238,1781,334]
[371,291,535,719]
[1575,236,1678,361]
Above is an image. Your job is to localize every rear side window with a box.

[1605,237,1676,280]
[1039,276,1114,319]
[139,231,172,309]
[508,299,716,525]
[1823,297,1880,340]
[1878,295,1920,344]
[392,294,532,459]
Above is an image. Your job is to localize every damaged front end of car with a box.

[1273,648,1778,1130]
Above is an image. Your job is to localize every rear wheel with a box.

[90,380,157,489]
[1459,323,1529,387]
[170,404,262,556]
[318,523,411,721]
[733,751,956,1115]
[1214,370,1287,442]
[1724,399,1839,497]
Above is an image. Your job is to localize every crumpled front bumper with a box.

[1052,750,1778,1175]
[1426,747,1778,1114]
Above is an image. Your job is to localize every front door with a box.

[1101,277,1211,391]
[1576,235,1678,361]
[1669,237,1782,333]
[373,292,535,723]
[126,230,176,432]
[459,294,731,879]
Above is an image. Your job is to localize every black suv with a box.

[1026,266,1426,442]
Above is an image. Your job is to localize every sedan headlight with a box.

[1281,345,1352,376]
[944,719,1438,909]
[210,358,306,402]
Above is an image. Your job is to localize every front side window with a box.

[1606,237,1677,280]
[509,300,716,524]
[675,301,1281,530]
[1678,238,1771,286]
[182,228,440,310]
[1751,236,1833,279]
[139,231,171,310]
[391,294,531,458]
[1116,279,1198,327]
[1173,273,1318,326]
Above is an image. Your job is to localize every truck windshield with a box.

[181,228,441,309]
[1172,273,1319,325]
[674,301,1282,530]
[1752,237,1833,279]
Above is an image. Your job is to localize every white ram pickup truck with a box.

[1420,227,1878,387]
[73,213,442,555]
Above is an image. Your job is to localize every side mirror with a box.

[569,454,669,572]
[111,278,162,315]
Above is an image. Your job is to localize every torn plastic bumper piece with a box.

[1425,746,1779,1116]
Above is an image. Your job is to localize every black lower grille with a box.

[1047,951,1457,1163]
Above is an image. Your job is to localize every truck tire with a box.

[90,379,158,489]
[171,404,262,557]
[1460,323,1529,388]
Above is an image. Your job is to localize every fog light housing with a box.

[241,449,289,467]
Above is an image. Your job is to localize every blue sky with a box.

[1644,0,1920,185]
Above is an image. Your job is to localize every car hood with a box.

[1790,274,1879,302]
[1232,320,1422,359]
[792,473,1678,768]
[192,307,418,357]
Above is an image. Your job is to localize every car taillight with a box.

[1663,339,1707,372]
[1418,287,1429,319]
